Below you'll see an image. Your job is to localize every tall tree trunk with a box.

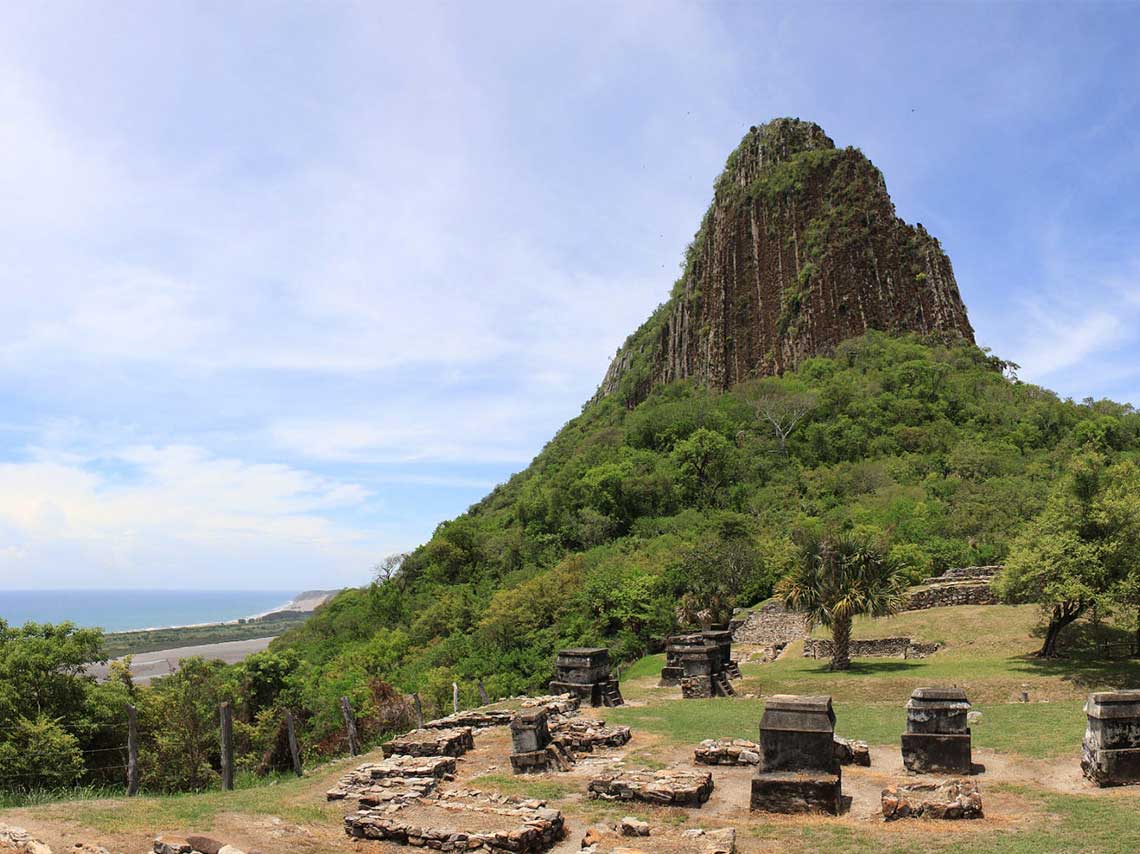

[1037,601,1084,658]
[830,615,852,671]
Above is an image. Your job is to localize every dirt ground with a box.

[4,703,1139,854]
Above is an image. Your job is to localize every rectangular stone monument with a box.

[702,628,740,679]
[677,643,734,698]
[901,687,972,774]
[549,648,623,706]
[750,694,842,814]
[660,633,706,685]
[509,707,573,773]
[1081,690,1140,787]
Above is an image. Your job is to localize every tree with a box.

[740,378,817,456]
[671,427,733,505]
[777,532,910,670]
[995,454,1140,657]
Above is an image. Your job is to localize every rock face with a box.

[596,118,974,406]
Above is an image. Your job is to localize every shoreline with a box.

[102,589,340,636]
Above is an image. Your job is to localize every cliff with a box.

[596,119,974,405]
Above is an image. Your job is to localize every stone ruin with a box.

[881,780,983,820]
[424,709,515,730]
[661,631,741,689]
[694,738,761,766]
[833,736,871,767]
[550,648,623,707]
[903,566,1000,611]
[382,726,475,759]
[326,754,457,805]
[581,824,736,853]
[154,838,248,854]
[901,687,973,774]
[588,768,714,807]
[1081,689,1140,787]
[550,717,632,752]
[749,695,842,815]
[509,707,575,773]
[0,825,54,854]
[803,637,941,660]
[703,628,742,679]
[344,791,565,852]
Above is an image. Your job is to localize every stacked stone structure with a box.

[588,768,714,807]
[660,633,707,685]
[903,567,1000,611]
[382,726,475,758]
[676,642,736,699]
[901,687,973,774]
[703,628,742,679]
[750,695,842,815]
[803,637,941,660]
[550,648,623,707]
[1081,690,1140,786]
[509,707,575,773]
[550,717,632,752]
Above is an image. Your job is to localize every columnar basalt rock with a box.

[750,695,842,815]
[588,769,715,807]
[550,648,623,707]
[594,118,974,408]
[881,780,983,820]
[509,707,576,773]
[1081,690,1140,786]
[382,726,475,758]
[901,687,973,774]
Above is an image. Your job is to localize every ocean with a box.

[0,589,299,633]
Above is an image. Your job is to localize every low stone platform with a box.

[327,755,457,800]
[749,771,842,815]
[694,738,760,766]
[881,780,983,820]
[521,694,582,717]
[344,794,565,852]
[424,709,515,730]
[382,726,475,758]
[581,825,736,853]
[588,769,714,807]
[551,718,632,752]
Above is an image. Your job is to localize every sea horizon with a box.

[0,588,300,633]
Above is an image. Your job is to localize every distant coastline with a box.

[0,588,341,634]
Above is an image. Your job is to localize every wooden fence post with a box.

[452,681,459,714]
[341,696,361,756]
[477,680,490,706]
[126,703,139,797]
[220,701,234,791]
[285,710,303,777]
[412,693,424,728]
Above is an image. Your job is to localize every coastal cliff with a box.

[596,119,974,405]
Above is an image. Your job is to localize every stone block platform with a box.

[588,769,714,807]
[344,793,565,852]
[326,755,456,802]
[382,726,475,758]
[881,780,983,820]
[749,771,842,815]
[551,718,632,752]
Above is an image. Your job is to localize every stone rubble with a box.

[520,694,582,718]
[551,718,632,752]
[833,736,871,767]
[424,709,515,730]
[693,738,761,766]
[382,726,475,758]
[509,707,576,774]
[0,826,53,854]
[152,838,247,854]
[618,817,649,837]
[588,768,714,807]
[880,780,983,820]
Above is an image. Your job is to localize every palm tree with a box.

[778,532,910,670]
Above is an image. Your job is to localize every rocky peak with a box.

[596,118,975,406]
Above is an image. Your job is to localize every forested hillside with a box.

[277,332,1139,716]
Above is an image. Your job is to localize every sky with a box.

[0,1,1138,590]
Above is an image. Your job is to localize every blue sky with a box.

[0,1,1138,590]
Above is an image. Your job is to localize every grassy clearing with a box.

[467,774,577,801]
